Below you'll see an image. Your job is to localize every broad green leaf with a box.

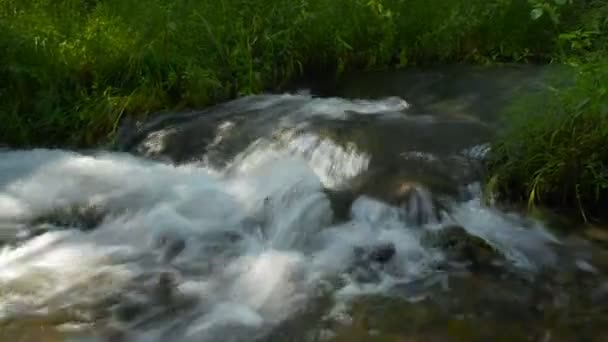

[530,8,544,20]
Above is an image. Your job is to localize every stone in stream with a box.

[394,182,441,226]
[101,325,129,342]
[113,301,146,323]
[323,189,357,222]
[354,242,397,264]
[30,204,107,231]
[421,225,502,270]
[350,166,446,227]
[154,272,177,306]
[154,233,186,263]
[348,243,397,283]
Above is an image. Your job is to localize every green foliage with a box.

[488,61,608,221]
[0,0,563,147]
[487,0,608,221]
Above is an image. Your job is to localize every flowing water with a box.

[1,66,607,341]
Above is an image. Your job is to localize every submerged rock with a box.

[324,189,357,222]
[351,167,447,227]
[422,225,501,269]
[354,242,397,264]
[154,272,176,306]
[30,204,107,231]
[155,233,186,263]
[393,182,440,226]
[348,243,396,283]
[113,301,146,323]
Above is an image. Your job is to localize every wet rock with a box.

[422,225,501,269]
[351,167,445,227]
[394,182,440,226]
[353,242,396,266]
[154,272,176,306]
[113,302,146,322]
[155,233,186,263]
[31,204,106,231]
[592,282,608,303]
[349,267,382,284]
[584,226,608,244]
[323,189,356,222]
[348,243,396,284]
[388,273,450,301]
[101,325,129,342]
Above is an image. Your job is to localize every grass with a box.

[487,61,608,221]
[486,1,608,222]
[3,0,605,222]
[0,0,560,147]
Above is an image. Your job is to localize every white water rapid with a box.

[0,95,561,341]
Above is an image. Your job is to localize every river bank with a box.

[0,0,567,147]
[2,0,608,222]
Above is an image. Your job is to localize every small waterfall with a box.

[0,94,567,341]
[394,182,438,226]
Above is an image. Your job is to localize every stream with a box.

[1,65,607,341]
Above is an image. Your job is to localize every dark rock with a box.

[388,273,449,300]
[350,266,383,284]
[351,168,444,226]
[154,272,176,306]
[591,282,608,305]
[348,243,396,284]
[155,233,186,263]
[422,225,501,269]
[368,243,397,263]
[323,189,356,222]
[113,302,145,322]
[394,182,440,226]
[354,242,396,264]
[31,204,106,231]
[102,325,128,342]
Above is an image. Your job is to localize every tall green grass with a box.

[487,1,608,222]
[488,62,608,220]
[0,0,559,147]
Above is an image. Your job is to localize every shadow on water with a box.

[288,64,568,123]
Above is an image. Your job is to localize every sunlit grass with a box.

[0,0,559,147]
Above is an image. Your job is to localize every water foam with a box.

[0,149,380,339]
[0,95,563,340]
[224,131,370,189]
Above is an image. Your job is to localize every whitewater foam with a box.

[0,95,563,341]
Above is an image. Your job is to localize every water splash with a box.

[0,95,565,341]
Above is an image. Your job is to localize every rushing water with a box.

[1,66,607,341]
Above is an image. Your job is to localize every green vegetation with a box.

[487,1,608,222]
[1,0,560,146]
[2,0,606,221]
